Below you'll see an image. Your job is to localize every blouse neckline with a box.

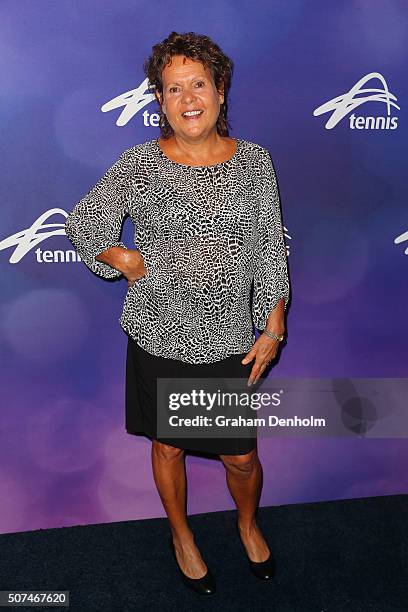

[155,138,241,169]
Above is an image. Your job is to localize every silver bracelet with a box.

[263,329,285,342]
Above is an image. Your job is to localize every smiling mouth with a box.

[182,109,204,118]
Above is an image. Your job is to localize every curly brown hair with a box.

[143,31,234,139]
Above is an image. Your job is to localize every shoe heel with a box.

[169,534,216,595]
[236,522,276,580]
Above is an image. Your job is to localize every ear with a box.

[155,91,166,114]
[218,82,225,105]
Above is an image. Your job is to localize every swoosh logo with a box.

[101,78,156,126]
[394,229,408,255]
[313,72,400,129]
[0,208,68,263]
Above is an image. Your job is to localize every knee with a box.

[152,439,184,461]
[220,449,258,475]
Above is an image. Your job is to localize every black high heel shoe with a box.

[168,535,216,595]
[236,521,276,580]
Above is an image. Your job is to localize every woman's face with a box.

[157,55,224,140]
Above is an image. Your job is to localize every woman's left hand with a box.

[241,334,280,387]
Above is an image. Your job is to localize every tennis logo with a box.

[0,209,81,264]
[313,72,399,130]
[102,78,157,127]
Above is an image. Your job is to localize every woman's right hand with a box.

[95,246,147,286]
[120,249,147,287]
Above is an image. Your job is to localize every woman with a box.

[65,31,290,596]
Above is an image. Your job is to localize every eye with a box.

[169,86,179,93]
[195,80,205,88]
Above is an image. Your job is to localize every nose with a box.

[181,86,196,105]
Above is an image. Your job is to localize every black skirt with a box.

[125,335,263,455]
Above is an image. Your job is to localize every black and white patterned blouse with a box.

[64,138,290,364]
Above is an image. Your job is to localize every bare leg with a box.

[151,439,208,578]
[219,448,270,562]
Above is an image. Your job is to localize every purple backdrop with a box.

[0,0,407,533]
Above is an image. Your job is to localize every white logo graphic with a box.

[101,78,158,127]
[394,229,408,255]
[313,72,400,129]
[0,208,80,264]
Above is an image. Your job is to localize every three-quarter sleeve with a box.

[251,148,290,331]
[65,150,133,279]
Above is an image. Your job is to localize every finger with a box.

[247,361,265,387]
[254,362,270,385]
[255,355,272,376]
[241,349,256,365]
[263,350,277,365]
